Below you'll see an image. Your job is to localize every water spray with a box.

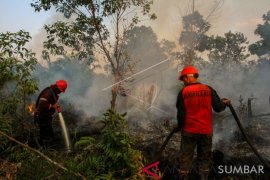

[50,87,71,152]
[56,105,71,152]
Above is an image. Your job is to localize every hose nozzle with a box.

[57,106,61,113]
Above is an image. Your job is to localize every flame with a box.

[28,103,34,114]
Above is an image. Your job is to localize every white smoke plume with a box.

[33,59,112,118]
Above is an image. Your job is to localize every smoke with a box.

[197,62,270,155]
[147,0,224,42]
[199,62,270,113]
[66,74,112,117]
[29,12,114,118]
[34,58,112,118]
[28,2,270,157]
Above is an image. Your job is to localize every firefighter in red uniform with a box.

[175,66,230,180]
[34,80,68,146]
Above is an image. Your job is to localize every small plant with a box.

[72,109,145,179]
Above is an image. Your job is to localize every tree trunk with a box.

[111,88,118,112]
[111,75,120,112]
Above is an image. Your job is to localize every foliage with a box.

[8,148,54,179]
[42,18,95,65]
[249,10,270,57]
[0,30,37,92]
[0,115,12,151]
[125,25,168,71]
[204,31,250,67]
[178,11,210,65]
[72,109,144,179]
[0,146,77,180]
[177,8,250,69]
[160,39,176,58]
[31,0,156,111]
[0,30,38,149]
[180,11,210,49]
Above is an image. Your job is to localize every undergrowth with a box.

[1,109,145,180]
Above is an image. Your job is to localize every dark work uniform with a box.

[34,85,59,145]
[176,83,226,178]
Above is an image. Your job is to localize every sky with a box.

[0,0,51,36]
[0,0,270,52]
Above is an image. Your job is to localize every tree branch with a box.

[115,11,120,69]
[0,130,86,180]
[89,0,116,72]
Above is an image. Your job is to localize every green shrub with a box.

[72,109,145,179]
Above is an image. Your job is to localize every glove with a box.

[53,102,59,108]
[222,98,231,106]
[53,102,61,113]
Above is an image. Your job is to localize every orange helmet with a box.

[179,65,199,81]
[56,80,68,93]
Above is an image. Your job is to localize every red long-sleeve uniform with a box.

[35,85,59,117]
[176,83,226,135]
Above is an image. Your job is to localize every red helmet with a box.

[56,80,68,93]
[179,65,199,80]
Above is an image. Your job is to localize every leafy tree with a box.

[249,10,270,57]
[178,11,210,65]
[160,39,176,59]
[177,11,249,69]
[125,25,168,71]
[0,30,38,148]
[177,1,225,66]
[31,0,156,111]
[41,18,95,68]
[205,31,250,68]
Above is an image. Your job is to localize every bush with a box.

[0,30,38,151]
[72,109,145,179]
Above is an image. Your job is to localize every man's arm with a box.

[210,88,227,112]
[36,91,55,113]
[176,90,185,130]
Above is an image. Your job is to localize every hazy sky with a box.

[149,0,270,43]
[0,0,270,47]
[0,0,51,36]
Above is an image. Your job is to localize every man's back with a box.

[182,83,213,134]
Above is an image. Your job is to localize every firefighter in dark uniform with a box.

[34,80,68,146]
[175,66,230,180]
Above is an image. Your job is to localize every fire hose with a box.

[228,104,270,170]
[154,104,270,170]
[154,128,178,162]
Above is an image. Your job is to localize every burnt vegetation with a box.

[1,0,270,179]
